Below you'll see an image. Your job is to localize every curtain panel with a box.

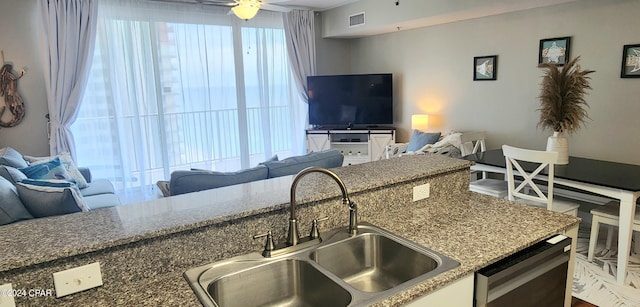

[38,0,98,159]
[283,9,316,103]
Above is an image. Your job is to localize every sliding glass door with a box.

[72,2,304,202]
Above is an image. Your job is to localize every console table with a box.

[306,128,395,165]
[463,149,640,285]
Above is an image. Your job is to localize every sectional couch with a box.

[0,147,121,225]
[164,149,345,196]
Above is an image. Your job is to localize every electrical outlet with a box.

[53,262,103,298]
[0,283,16,307]
[413,183,430,201]
[0,284,16,307]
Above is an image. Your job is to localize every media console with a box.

[306,128,395,166]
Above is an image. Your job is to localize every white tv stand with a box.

[306,128,395,166]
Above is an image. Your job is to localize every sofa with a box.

[163,149,345,196]
[0,147,121,225]
[385,131,480,159]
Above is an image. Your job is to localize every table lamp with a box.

[411,114,429,131]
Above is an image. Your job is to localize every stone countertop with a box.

[0,155,470,272]
[54,192,578,307]
[371,193,580,306]
[0,155,580,306]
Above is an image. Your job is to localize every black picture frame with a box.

[621,44,640,78]
[473,55,497,81]
[539,37,571,66]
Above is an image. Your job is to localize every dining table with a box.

[463,148,640,285]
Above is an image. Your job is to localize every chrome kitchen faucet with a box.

[253,166,358,257]
[287,167,358,246]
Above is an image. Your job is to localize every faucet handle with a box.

[309,217,329,240]
[253,231,275,257]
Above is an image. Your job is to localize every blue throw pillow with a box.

[0,176,33,225]
[0,147,28,168]
[406,130,441,152]
[0,165,28,185]
[18,157,73,181]
[24,153,89,188]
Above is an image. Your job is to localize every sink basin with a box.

[184,222,459,307]
[310,233,439,292]
[207,259,351,307]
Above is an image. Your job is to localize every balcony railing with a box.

[72,105,293,189]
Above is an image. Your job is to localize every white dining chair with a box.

[466,132,509,199]
[587,201,640,262]
[460,131,487,158]
[502,145,580,216]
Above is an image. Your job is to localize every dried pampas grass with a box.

[538,56,595,134]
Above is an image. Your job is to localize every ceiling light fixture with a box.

[232,0,261,20]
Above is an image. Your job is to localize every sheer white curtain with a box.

[72,0,305,203]
[38,0,98,158]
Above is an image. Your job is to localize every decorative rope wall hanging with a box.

[0,50,26,128]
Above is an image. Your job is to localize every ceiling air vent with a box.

[349,12,365,28]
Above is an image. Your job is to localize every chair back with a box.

[502,145,558,211]
[461,131,488,179]
[459,131,486,156]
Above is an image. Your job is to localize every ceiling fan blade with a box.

[201,0,237,7]
[261,3,292,12]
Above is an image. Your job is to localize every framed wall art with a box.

[473,55,497,81]
[621,44,640,78]
[539,37,571,66]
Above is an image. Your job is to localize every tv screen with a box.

[307,74,393,128]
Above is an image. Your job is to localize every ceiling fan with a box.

[202,0,294,20]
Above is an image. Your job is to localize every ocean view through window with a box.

[71,1,306,203]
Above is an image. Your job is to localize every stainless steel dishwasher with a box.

[475,234,572,307]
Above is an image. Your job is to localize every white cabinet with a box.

[405,274,474,307]
[306,129,395,166]
[369,133,395,161]
[306,132,330,152]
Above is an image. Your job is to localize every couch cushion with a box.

[0,165,28,185]
[80,179,116,197]
[16,180,89,218]
[0,147,28,168]
[263,149,344,178]
[406,130,441,152]
[170,165,269,196]
[0,176,33,225]
[84,193,121,210]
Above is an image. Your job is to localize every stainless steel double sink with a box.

[184,222,460,307]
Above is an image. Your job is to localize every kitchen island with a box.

[0,155,580,306]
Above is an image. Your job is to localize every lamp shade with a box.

[232,0,261,20]
[411,114,429,131]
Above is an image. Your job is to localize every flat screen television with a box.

[307,73,393,128]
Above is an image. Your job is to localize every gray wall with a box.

[314,12,351,75]
[0,0,50,156]
[320,0,640,165]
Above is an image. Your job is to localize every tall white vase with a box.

[546,131,569,164]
